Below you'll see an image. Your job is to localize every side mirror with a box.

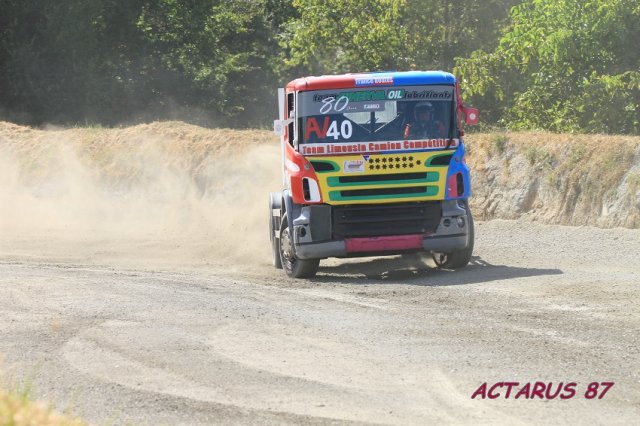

[273,119,293,136]
[274,119,285,136]
[464,107,479,125]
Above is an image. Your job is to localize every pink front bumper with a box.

[344,234,426,253]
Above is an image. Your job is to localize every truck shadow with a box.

[314,255,563,286]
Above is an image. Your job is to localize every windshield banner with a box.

[300,138,459,156]
[299,85,454,117]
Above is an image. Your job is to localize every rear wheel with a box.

[270,214,282,270]
[279,217,320,278]
[432,207,474,269]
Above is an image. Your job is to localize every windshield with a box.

[297,85,456,144]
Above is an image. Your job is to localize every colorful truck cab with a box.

[271,71,479,278]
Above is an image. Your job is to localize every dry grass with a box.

[469,131,638,200]
[466,131,640,227]
[0,120,276,187]
[0,389,85,426]
[1,121,639,229]
[0,120,282,267]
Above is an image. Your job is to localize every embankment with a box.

[1,122,638,233]
[468,132,640,228]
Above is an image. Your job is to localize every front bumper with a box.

[294,201,471,259]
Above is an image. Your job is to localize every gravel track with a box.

[1,219,639,425]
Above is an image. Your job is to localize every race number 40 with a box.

[305,117,353,141]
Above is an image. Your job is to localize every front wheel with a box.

[269,193,282,269]
[279,217,320,278]
[432,207,475,269]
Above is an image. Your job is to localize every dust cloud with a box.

[0,122,282,269]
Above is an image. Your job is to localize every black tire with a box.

[269,194,282,269]
[279,217,320,278]
[432,207,474,269]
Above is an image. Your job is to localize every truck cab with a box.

[271,71,479,278]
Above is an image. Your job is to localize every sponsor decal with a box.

[301,85,452,117]
[312,93,337,102]
[305,117,353,140]
[310,90,387,114]
[312,90,386,103]
[363,103,382,110]
[355,75,394,86]
[387,89,405,99]
[404,89,452,100]
[342,90,386,102]
[343,160,365,173]
[299,139,459,156]
[403,139,459,150]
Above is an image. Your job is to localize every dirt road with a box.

[1,219,638,425]
[1,122,638,423]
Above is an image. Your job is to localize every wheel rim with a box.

[280,225,295,272]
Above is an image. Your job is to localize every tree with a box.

[405,0,518,71]
[281,0,409,74]
[456,0,640,134]
[137,0,278,127]
[280,0,517,76]
[0,0,150,125]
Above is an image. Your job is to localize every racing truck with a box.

[270,71,479,278]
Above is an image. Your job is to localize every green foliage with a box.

[456,0,640,134]
[281,0,518,75]
[0,0,283,127]
[492,134,508,153]
[547,143,635,207]
[0,0,161,125]
[524,145,555,168]
[137,0,278,127]
[282,0,408,74]
[626,172,640,199]
[406,0,518,70]
[0,0,636,134]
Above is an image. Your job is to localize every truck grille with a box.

[339,186,430,198]
[332,201,441,238]
[326,171,440,202]
[337,172,428,184]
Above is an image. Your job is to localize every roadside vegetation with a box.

[2,120,638,228]
[469,131,640,227]
[0,388,85,426]
[1,0,637,134]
